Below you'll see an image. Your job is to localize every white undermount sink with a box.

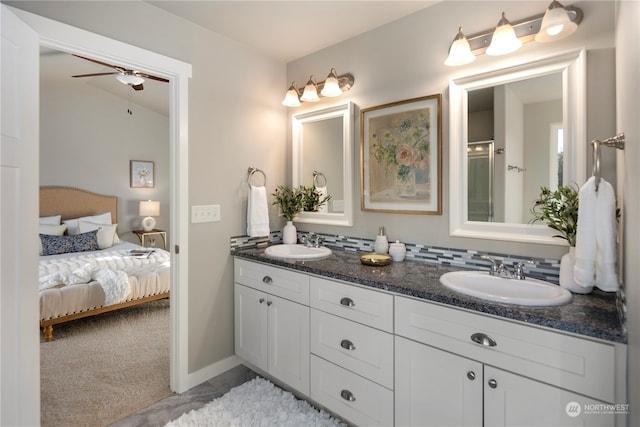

[439,271,572,306]
[264,244,332,260]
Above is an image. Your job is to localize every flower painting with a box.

[361,95,442,214]
[130,160,155,188]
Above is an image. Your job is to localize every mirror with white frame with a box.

[449,49,586,245]
[292,101,354,226]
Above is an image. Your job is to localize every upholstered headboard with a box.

[40,186,118,223]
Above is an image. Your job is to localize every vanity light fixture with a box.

[281,68,355,107]
[444,1,582,66]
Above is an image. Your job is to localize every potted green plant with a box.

[272,185,304,244]
[300,185,332,212]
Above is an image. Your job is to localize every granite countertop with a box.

[232,246,627,344]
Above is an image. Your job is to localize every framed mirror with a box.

[292,101,354,226]
[449,49,586,244]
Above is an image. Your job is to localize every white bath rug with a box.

[165,377,346,427]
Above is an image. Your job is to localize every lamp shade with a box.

[281,82,301,107]
[320,68,342,97]
[535,0,577,42]
[116,73,145,86]
[444,27,476,66]
[486,12,522,56]
[300,76,320,102]
[139,200,160,217]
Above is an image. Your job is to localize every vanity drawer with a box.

[310,277,393,332]
[310,355,394,427]
[395,296,617,403]
[234,258,309,305]
[310,309,394,389]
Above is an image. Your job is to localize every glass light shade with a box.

[320,68,342,97]
[281,82,301,107]
[300,77,320,102]
[444,27,476,66]
[535,0,577,42]
[116,73,145,86]
[486,12,522,56]
[139,200,160,217]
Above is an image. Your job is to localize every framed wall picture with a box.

[130,160,155,188]
[360,94,442,214]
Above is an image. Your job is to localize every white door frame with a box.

[5,4,192,400]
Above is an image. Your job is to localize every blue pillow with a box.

[40,230,100,256]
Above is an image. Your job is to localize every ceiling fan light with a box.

[116,73,145,86]
[320,68,343,97]
[444,27,476,66]
[535,0,577,42]
[300,76,320,102]
[486,12,522,56]
[282,82,301,107]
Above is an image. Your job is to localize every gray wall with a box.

[287,0,617,261]
[39,81,170,242]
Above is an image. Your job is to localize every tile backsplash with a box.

[230,231,562,284]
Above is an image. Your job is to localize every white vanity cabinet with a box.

[395,295,623,427]
[309,276,395,427]
[234,259,310,395]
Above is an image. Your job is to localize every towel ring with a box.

[313,171,327,187]
[591,133,625,192]
[247,167,266,188]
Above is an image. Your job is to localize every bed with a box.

[39,186,170,341]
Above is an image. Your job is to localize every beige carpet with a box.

[40,299,172,427]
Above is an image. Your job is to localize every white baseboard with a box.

[182,354,242,392]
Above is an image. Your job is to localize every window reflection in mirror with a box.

[467,73,563,224]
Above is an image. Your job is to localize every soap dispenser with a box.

[374,226,389,254]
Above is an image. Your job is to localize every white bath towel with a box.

[247,185,270,237]
[573,177,619,292]
[316,186,329,213]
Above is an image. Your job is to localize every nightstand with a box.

[133,229,167,250]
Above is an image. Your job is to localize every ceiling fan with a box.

[71,54,169,91]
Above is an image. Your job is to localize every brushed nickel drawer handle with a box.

[340,389,356,402]
[340,297,355,307]
[258,298,265,304]
[262,276,273,284]
[340,339,356,351]
[467,371,476,381]
[471,332,497,347]
[488,379,498,389]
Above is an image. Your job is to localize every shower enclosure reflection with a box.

[468,141,494,222]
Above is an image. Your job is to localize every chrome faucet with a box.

[482,255,512,278]
[513,260,535,280]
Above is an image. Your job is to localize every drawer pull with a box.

[340,389,356,402]
[267,300,273,306]
[471,332,497,347]
[262,276,273,284]
[258,298,265,304]
[488,379,498,389]
[340,297,355,308]
[466,371,476,381]
[340,339,356,351]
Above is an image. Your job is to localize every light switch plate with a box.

[192,205,221,223]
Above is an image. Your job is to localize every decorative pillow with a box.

[38,224,68,255]
[78,220,117,249]
[40,230,100,256]
[63,212,112,235]
[40,215,61,225]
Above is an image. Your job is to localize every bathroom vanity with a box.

[233,248,627,426]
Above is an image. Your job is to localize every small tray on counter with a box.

[359,252,392,266]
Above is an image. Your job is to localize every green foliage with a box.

[272,185,304,221]
[530,185,579,246]
[300,186,332,212]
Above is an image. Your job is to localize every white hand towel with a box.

[316,186,329,213]
[573,176,619,292]
[247,185,270,237]
[594,178,619,291]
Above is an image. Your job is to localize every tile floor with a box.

[110,364,258,426]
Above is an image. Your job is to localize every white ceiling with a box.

[148,1,439,62]
[39,1,439,117]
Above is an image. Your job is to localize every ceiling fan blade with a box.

[137,73,169,83]
[72,72,118,78]
[72,54,126,73]
[132,83,144,91]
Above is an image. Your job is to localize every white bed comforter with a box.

[39,245,170,306]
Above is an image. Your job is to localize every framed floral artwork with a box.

[130,160,155,188]
[360,94,442,214]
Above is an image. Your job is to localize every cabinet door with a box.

[268,294,310,395]
[234,284,268,371]
[395,336,482,427]
[484,366,615,427]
